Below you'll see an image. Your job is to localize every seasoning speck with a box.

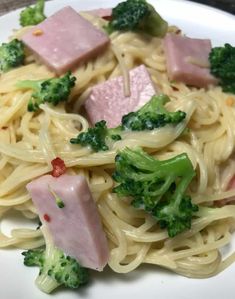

[43,214,51,222]
[226,97,234,107]
[33,29,43,36]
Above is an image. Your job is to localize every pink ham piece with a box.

[84,65,156,128]
[82,8,112,20]
[21,6,110,75]
[26,174,109,271]
[163,33,218,88]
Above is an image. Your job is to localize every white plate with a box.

[0,1,235,299]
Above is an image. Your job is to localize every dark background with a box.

[0,0,234,16]
[191,0,235,14]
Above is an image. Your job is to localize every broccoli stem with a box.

[16,80,42,91]
[36,273,60,294]
[160,170,195,216]
[37,0,45,13]
[35,226,60,293]
[120,145,193,177]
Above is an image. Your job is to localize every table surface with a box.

[0,0,234,16]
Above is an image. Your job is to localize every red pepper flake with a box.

[51,157,66,177]
[43,214,51,222]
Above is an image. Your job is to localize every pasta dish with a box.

[1,0,235,294]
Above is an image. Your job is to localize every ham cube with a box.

[27,174,109,271]
[163,33,218,88]
[84,65,156,128]
[22,6,110,74]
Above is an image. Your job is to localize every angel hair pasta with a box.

[1,0,235,294]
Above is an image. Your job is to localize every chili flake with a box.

[43,214,51,222]
[51,157,66,177]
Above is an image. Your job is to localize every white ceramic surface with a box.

[0,1,235,299]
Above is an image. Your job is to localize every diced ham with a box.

[26,174,109,271]
[163,33,218,88]
[82,8,112,20]
[84,65,156,128]
[215,177,235,207]
[22,6,110,75]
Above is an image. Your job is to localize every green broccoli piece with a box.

[70,120,122,152]
[122,94,186,131]
[22,248,44,267]
[20,0,46,27]
[209,43,235,94]
[113,147,198,237]
[106,0,168,37]
[16,72,76,112]
[22,229,89,293]
[70,94,186,152]
[0,39,25,72]
[154,194,198,238]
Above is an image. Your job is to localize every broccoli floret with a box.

[122,94,186,131]
[70,120,122,152]
[70,95,186,152]
[113,148,198,237]
[16,72,76,112]
[0,39,25,72]
[20,0,46,27]
[106,0,168,37]
[22,227,89,293]
[154,195,198,238]
[209,43,235,94]
[22,248,44,267]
